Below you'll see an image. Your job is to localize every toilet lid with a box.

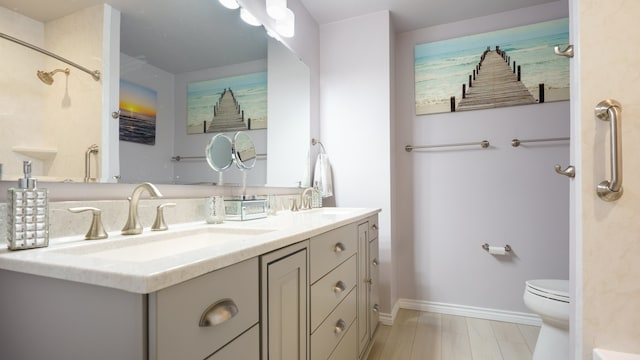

[526,279,570,303]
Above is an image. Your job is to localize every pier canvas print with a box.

[415,18,569,115]
[119,79,157,145]
[187,72,267,134]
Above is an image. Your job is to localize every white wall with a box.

[320,11,394,312]
[394,1,570,314]
[119,53,176,184]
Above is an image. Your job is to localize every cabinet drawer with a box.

[327,321,357,360]
[368,216,378,241]
[205,324,259,360]
[150,257,259,360]
[310,289,357,360]
[310,255,357,331]
[310,223,357,283]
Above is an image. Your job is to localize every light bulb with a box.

[218,0,240,10]
[240,8,261,26]
[274,8,295,38]
[267,0,287,20]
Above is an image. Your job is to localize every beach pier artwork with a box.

[204,88,249,133]
[187,72,267,134]
[454,46,536,112]
[415,18,569,115]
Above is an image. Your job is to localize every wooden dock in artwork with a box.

[455,49,536,112]
[206,88,248,133]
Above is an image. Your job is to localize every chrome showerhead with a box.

[36,68,70,85]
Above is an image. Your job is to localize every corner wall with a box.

[319,11,394,313]
[394,1,570,314]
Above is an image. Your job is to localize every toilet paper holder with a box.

[482,243,512,253]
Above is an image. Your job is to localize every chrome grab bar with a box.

[594,99,623,201]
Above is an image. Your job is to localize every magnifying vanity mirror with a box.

[0,0,311,189]
[205,134,234,173]
[233,132,257,170]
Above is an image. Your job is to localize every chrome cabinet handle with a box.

[371,224,378,231]
[333,280,346,294]
[554,45,574,58]
[595,99,623,201]
[554,165,575,178]
[334,242,345,253]
[334,319,347,334]
[372,258,378,266]
[372,304,380,313]
[199,299,239,327]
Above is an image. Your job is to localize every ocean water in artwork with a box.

[187,72,267,134]
[415,18,570,115]
[119,80,157,145]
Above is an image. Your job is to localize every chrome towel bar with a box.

[172,154,267,161]
[511,137,569,147]
[405,140,490,152]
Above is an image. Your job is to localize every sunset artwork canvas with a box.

[119,79,157,145]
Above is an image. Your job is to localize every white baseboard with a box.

[378,298,541,326]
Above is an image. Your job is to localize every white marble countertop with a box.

[0,207,379,294]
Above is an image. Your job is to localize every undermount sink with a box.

[308,207,358,216]
[53,226,275,262]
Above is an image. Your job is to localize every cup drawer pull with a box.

[334,319,347,334]
[333,280,346,294]
[334,242,345,253]
[199,299,239,327]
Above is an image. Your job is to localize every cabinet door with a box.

[369,237,380,337]
[357,222,370,356]
[261,241,309,360]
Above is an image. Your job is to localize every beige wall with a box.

[577,0,640,357]
[0,7,46,179]
[0,5,103,182]
[43,5,103,181]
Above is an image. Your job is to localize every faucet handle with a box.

[68,207,108,240]
[152,203,176,231]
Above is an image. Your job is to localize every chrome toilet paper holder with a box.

[482,243,512,252]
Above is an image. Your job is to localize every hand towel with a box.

[313,152,333,198]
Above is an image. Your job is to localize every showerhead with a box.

[36,68,70,85]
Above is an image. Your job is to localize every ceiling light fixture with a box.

[218,0,240,10]
[273,7,295,38]
[240,8,262,26]
[266,0,288,20]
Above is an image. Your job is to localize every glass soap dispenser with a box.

[6,161,49,250]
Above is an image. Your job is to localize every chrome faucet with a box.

[121,182,163,235]
[300,187,314,210]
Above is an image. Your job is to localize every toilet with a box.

[523,279,570,360]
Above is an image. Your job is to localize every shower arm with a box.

[0,31,101,81]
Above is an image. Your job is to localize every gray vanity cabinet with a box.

[260,240,309,360]
[357,216,380,358]
[0,269,147,360]
[148,257,260,360]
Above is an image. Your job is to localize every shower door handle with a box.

[594,99,623,201]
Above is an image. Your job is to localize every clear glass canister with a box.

[205,196,225,224]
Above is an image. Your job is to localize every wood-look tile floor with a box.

[367,309,540,360]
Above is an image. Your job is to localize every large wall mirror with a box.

[0,0,310,188]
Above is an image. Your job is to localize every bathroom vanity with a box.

[0,207,380,360]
